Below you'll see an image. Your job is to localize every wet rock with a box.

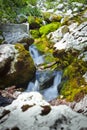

[0,92,87,130]
[0,44,35,89]
[0,23,34,45]
[0,95,13,107]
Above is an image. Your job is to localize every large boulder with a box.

[0,92,87,130]
[0,23,34,45]
[0,44,35,88]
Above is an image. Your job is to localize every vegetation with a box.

[39,22,61,36]
[0,0,40,23]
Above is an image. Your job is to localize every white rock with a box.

[57,4,64,10]
[0,92,87,130]
[54,22,87,51]
[47,25,69,43]
[74,95,87,116]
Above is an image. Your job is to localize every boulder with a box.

[0,44,35,88]
[0,92,87,130]
[0,23,34,45]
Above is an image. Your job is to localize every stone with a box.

[16,14,27,23]
[57,4,64,10]
[0,44,35,88]
[54,22,87,51]
[0,23,33,45]
[73,95,87,116]
[47,25,69,43]
[0,92,87,130]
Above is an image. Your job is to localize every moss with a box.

[60,59,87,102]
[43,12,62,23]
[34,37,53,53]
[30,29,40,38]
[39,22,61,36]
[54,47,87,102]
[61,78,87,102]
[34,37,58,69]
[0,43,35,88]
[14,43,36,84]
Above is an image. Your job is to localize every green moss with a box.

[34,37,53,53]
[30,29,40,38]
[61,78,87,102]
[39,22,61,36]
[60,59,87,102]
[34,37,58,69]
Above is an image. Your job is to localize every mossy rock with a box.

[66,8,87,25]
[43,12,62,23]
[39,22,61,36]
[0,44,36,89]
[28,16,43,29]
[60,59,87,102]
[53,47,87,102]
[34,37,58,68]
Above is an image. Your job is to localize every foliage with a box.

[0,0,40,23]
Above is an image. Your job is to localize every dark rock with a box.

[0,95,13,107]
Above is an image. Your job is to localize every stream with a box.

[26,44,62,101]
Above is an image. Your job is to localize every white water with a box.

[27,44,62,101]
[29,45,44,66]
[41,71,62,101]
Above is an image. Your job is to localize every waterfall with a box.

[41,71,62,101]
[29,44,44,66]
[27,44,62,101]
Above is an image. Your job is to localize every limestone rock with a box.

[54,21,87,52]
[47,25,69,42]
[0,23,34,45]
[0,44,35,88]
[0,92,87,130]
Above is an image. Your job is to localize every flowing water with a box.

[27,45,62,101]
[29,44,44,66]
